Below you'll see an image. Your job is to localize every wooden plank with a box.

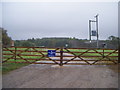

[64,63,118,65]
[3,49,118,53]
[64,47,118,50]
[78,56,118,57]
[3,57,118,61]
[3,46,60,50]
[63,51,118,53]
[3,53,43,57]
[3,47,118,50]
[33,62,57,64]
[3,61,117,65]
[3,50,118,54]
[3,53,118,58]
[2,61,57,64]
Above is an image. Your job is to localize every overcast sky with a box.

[1,1,118,40]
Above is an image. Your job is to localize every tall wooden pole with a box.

[89,20,91,41]
[95,14,99,48]
[0,28,2,90]
[0,28,2,63]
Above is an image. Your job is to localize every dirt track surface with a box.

[2,64,118,88]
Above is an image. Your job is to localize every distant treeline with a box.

[14,36,119,49]
[15,37,85,48]
[1,28,119,49]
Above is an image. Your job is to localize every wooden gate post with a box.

[0,27,2,90]
[118,45,120,63]
[15,47,17,61]
[60,47,63,66]
[103,48,105,58]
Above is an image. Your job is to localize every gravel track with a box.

[2,64,118,88]
[2,53,118,88]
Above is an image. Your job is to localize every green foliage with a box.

[2,29,12,47]
[15,40,35,47]
[2,62,29,74]
[21,41,35,47]
[107,36,120,49]
[14,36,119,49]
[15,37,73,47]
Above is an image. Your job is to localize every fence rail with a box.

[2,46,118,66]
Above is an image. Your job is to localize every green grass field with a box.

[2,47,118,74]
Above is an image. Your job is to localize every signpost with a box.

[48,50,56,57]
[91,30,97,36]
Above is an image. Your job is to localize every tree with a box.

[108,36,117,40]
[21,41,35,47]
[2,28,12,47]
[107,35,120,49]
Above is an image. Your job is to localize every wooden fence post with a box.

[60,47,63,66]
[118,37,120,63]
[103,48,105,58]
[0,28,2,90]
[15,47,17,61]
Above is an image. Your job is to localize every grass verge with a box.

[2,62,29,74]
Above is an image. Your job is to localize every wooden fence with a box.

[2,47,118,66]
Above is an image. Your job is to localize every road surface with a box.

[2,64,118,88]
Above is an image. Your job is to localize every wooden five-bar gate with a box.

[2,47,118,66]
